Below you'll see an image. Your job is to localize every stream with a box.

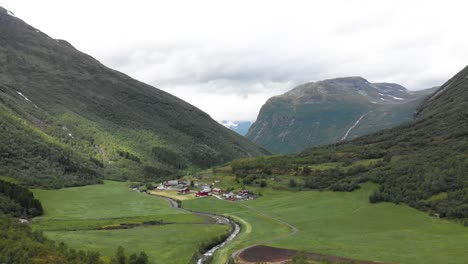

[147,192,241,264]
[197,219,240,264]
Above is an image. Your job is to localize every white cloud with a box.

[2,0,468,121]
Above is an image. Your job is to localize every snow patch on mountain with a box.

[16,91,32,102]
[390,95,404,100]
[219,120,239,129]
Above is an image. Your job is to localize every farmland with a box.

[30,176,468,264]
[32,181,231,264]
[183,182,468,264]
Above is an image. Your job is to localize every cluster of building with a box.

[154,179,257,201]
[156,179,190,190]
[222,189,256,201]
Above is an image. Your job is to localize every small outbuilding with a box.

[202,186,212,193]
[239,189,250,195]
[212,188,222,195]
[178,187,190,195]
[166,180,179,186]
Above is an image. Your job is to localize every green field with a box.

[183,183,468,264]
[44,224,228,264]
[33,181,231,264]
[184,197,292,263]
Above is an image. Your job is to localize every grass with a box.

[33,181,184,220]
[307,162,342,170]
[425,192,448,202]
[183,197,292,263]
[0,175,21,184]
[44,224,229,264]
[350,158,382,167]
[32,181,231,264]
[183,183,468,264]
[148,190,197,201]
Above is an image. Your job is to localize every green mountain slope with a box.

[247,77,436,153]
[0,7,267,187]
[231,66,468,221]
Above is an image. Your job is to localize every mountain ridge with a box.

[0,7,267,187]
[232,65,468,221]
[247,76,437,153]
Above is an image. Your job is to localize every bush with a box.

[289,179,297,188]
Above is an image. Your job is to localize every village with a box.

[138,178,258,201]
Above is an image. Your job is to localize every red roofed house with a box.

[196,191,210,197]
[212,188,222,195]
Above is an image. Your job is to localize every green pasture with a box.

[184,183,468,264]
[45,224,229,264]
[32,181,230,264]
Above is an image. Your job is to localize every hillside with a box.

[231,65,468,221]
[0,7,267,187]
[247,77,436,153]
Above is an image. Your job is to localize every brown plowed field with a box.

[238,245,386,264]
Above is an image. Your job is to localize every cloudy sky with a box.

[2,0,468,121]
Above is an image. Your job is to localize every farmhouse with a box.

[232,189,257,201]
[196,191,210,197]
[201,186,212,193]
[165,180,179,186]
[223,192,234,199]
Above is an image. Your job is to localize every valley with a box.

[32,181,231,264]
[1,3,468,264]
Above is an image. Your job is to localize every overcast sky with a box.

[2,0,468,121]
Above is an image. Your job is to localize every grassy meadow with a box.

[44,224,229,264]
[33,181,231,264]
[183,197,292,263]
[183,182,468,264]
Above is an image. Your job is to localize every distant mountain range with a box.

[247,77,437,153]
[218,120,253,136]
[0,7,267,187]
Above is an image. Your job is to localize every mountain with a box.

[0,7,267,188]
[246,77,437,153]
[218,120,253,136]
[231,65,468,221]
